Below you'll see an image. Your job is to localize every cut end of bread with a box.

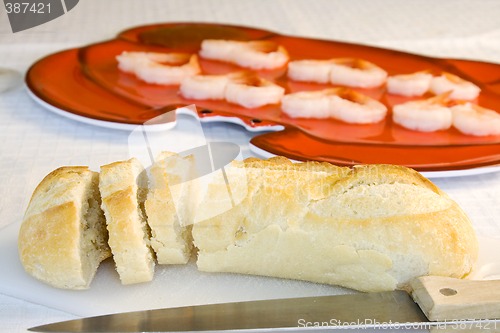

[80,172,112,285]
[18,167,111,290]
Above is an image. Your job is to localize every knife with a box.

[29,276,500,332]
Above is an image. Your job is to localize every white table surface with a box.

[1,0,500,332]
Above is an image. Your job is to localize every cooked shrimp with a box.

[281,88,387,124]
[329,88,388,124]
[281,89,335,119]
[329,58,387,88]
[386,71,433,97]
[179,73,232,100]
[224,72,285,108]
[451,103,500,136]
[116,51,201,85]
[430,72,480,100]
[287,60,333,84]
[392,93,452,132]
[180,72,284,108]
[199,40,289,70]
[116,52,148,73]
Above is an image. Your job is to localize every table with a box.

[1,1,500,332]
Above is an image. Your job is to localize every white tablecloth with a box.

[1,1,500,332]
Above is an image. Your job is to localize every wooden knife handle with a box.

[410,276,500,321]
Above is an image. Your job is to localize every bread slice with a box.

[145,152,196,264]
[18,167,111,289]
[99,158,154,284]
[192,158,478,292]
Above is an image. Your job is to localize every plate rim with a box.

[248,142,500,178]
[25,86,178,131]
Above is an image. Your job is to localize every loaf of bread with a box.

[18,155,479,292]
[192,157,479,292]
[18,167,111,289]
[145,152,196,264]
[99,158,155,284]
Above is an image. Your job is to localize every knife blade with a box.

[30,291,427,332]
[27,277,500,332]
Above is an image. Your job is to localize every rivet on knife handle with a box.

[410,276,500,321]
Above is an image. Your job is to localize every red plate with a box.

[26,22,500,171]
